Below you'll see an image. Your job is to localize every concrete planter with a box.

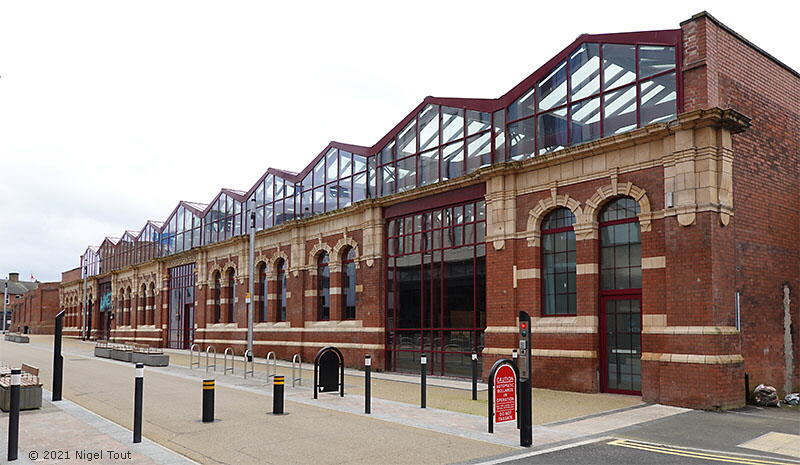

[94,347,112,358]
[110,349,132,362]
[132,352,170,367]
[4,334,30,343]
[0,385,42,411]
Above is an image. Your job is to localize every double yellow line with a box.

[607,439,797,465]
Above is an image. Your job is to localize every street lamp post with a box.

[82,265,88,340]
[246,197,255,360]
[3,281,8,333]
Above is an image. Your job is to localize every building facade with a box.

[2,272,39,330]
[9,281,60,334]
[59,12,799,409]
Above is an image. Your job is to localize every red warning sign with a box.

[493,364,517,423]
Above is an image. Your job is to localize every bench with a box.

[21,364,39,377]
[0,363,42,411]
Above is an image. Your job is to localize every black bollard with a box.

[133,363,143,443]
[7,368,20,461]
[202,379,215,422]
[365,354,371,414]
[471,352,478,401]
[273,375,285,414]
[512,350,520,429]
[52,310,64,401]
[744,372,750,405]
[420,354,427,409]
[518,312,533,447]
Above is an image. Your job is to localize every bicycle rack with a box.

[223,347,235,375]
[292,354,303,387]
[205,345,217,372]
[266,351,276,383]
[189,343,200,369]
[243,349,255,379]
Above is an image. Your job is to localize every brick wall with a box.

[682,12,800,394]
[9,282,61,334]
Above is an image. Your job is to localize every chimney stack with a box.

[8,272,19,282]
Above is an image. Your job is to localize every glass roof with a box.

[78,29,680,271]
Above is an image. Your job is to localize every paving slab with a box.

[738,432,800,458]
[0,391,196,465]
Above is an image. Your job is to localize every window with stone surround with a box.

[541,208,577,315]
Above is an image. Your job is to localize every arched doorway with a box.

[598,197,642,394]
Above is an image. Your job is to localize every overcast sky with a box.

[1,1,797,283]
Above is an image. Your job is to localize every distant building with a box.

[2,273,39,330]
[7,273,60,334]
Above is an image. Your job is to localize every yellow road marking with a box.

[607,439,798,465]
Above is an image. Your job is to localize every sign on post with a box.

[493,364,517,423]
[313,346,345,399]
[487,358,519,434]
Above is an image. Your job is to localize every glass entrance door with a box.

[601,296,641,393]
[167,263,196,349]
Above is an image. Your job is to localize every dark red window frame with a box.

[257,262,267,322]
[342,248,356,320]
[598,197,643,395]
[317,252,330,321]
[385,198,486,377]
[541,208,577,317]
[276,258,287,322]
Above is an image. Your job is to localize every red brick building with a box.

[2,272,38,330]
[59,12,798,409]
[9,281,61,334]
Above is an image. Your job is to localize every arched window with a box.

[599,197,641,291]
[257,262,267,322]
[317,252,330,320]
[139,284,147,326]
[213,271,221,323]
[276,258,287,322]
[541,208,576,315]
[226,269,236,323]
[115,292,123,328]
[147,282,156,325]
[342,247,357,320]
[126,287,132,325]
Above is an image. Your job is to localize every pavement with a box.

[0,390,196,465]
[3,335,794,465]
[164,346,642,421]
